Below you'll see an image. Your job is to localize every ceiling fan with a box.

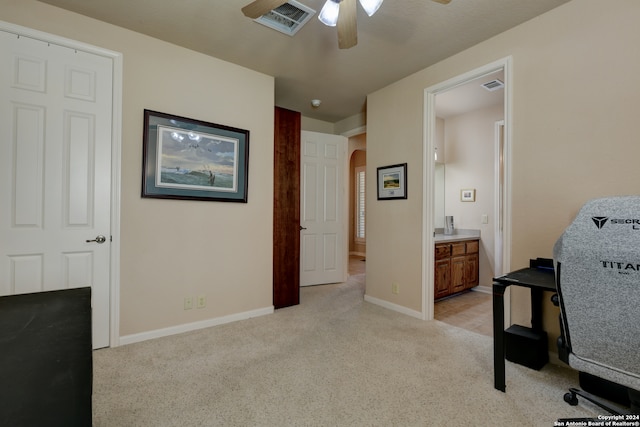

[242,0,452,49]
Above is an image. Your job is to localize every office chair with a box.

[553,196,640,415]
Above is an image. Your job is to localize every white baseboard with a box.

[118,306,274,346]
[471,285,492,295]
[364,294,423,319]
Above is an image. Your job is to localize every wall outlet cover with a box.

[196,295,206,309]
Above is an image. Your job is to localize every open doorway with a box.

[423,58,513,333]
[348,135,367,277]
[432,70,503,336]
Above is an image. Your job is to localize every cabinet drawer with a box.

[466,240,479,254]
[435,244,451,260]
[451,242,466,256]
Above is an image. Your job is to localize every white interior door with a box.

[0,30,113,348]
[300,131,346,286]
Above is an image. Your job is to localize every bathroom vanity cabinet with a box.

[434,239,479,299]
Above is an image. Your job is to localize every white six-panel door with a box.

[300,131,346,286]
[0,30,113,348]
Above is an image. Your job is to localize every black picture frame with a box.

[142,109,249,203]
[377,163,407,200]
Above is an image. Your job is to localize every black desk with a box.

[493,264,556,392]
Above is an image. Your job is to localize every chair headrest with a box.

[554,196,640,252]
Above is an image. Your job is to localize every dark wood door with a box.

[273,107,301,308]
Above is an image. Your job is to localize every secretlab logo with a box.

[592,217,608,229]
[591,216,640,230]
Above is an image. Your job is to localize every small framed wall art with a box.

[377,163,407,200]
[461,188,476,202]
[142,110,249,202]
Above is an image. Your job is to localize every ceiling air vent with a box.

[255,0,316,36]
[481,79,505,92]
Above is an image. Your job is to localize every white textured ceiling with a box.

[36,0,570,123]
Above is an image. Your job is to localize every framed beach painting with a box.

[142,110,249,202]
[377,163,407,200]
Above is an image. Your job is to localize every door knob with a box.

[300,226,307,230]
[86,235,107,244]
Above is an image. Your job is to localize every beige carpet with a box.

[93,273,598,426]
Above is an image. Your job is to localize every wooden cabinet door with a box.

[465,253,479,289]
[434,259,451,299]
[451,256,466,293]
[434,239,479,299]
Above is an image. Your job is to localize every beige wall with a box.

[301,112,366,136]
[444,104,504,287]
[366,0,640,343]
[301,116,335,134]
[336,112,366,136]
[6,0,640,348]
[2,0,275,339]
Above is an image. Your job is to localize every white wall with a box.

[444,104,504,287]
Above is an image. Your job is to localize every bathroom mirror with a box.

[434,163,445,229]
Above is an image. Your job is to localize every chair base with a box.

[580,371,630,407]
[564,387,637,415]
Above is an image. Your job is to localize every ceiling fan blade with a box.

[338,0,358,49]
[241,0,288,19]
[431,0,452,4]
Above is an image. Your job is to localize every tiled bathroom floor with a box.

[434,290,493,337]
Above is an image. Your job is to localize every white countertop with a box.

[434,229,481,243]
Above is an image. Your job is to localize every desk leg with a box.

[530,287,543,331]
[493,282,507,392]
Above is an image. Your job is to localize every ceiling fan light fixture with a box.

[359,0,383,16]
[318,0,340,27]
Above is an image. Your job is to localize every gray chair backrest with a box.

[553,196,640,379]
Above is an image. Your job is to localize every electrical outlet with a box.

[392,282,400,295]
[184,297,193,310]
[196,295,206,309]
